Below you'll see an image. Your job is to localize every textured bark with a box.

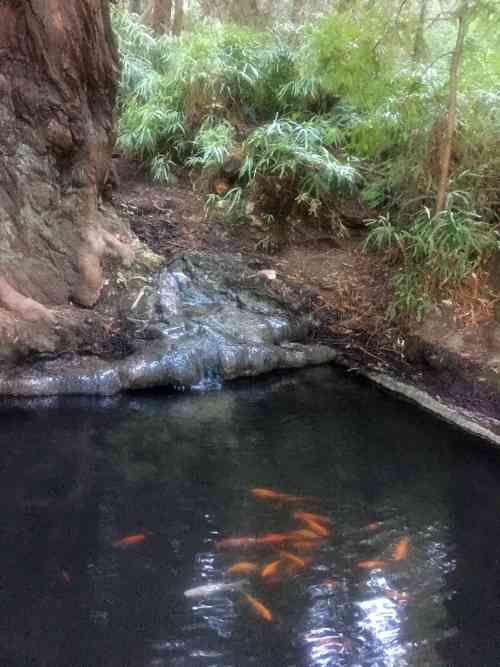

[0,0,132,324]
[412,0,429,61]
[435,7,468,214]
[129,0,143,12]
[291,0,306,22]
[145,0,173,35]
[172,0,184,36]
[228,0,261,26]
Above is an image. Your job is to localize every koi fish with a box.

[225,561,258,576]
[184,580,247,599]
[307,519,330,537]
[280,551,306,568]
[243,593,273,622]
[260,559,282,579]
[288,529,322,541]
[357,560,386,570]
[113,534,146,547]
[280,551,310,577]
[216,537,256,549]
[295,516,330,537]
[255,532,291,545]
[294,512,332,526]
[250,488,303,502]
[393,537,409,561]
[61,570,71,585]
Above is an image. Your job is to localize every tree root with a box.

[0,278,55,322]
[72,228,135,307]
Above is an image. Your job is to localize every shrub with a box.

[364,206,500,321]
[241,118,359,202]
[187,119,236,170]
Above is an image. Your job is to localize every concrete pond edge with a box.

[361,369,500,448]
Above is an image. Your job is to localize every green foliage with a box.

[310,7,410,111]
[118,96,186,179]
[187,120,236,170]
[365,206,500,321]
[241,118,358,201]
[205,186,245,222]
[112,5,500,319]
[112,9,308,178]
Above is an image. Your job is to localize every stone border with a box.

[362,370,500,448]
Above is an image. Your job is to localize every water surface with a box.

[1,366,500,666]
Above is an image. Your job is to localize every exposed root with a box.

[0,278,55,323]
[72,228,135,307]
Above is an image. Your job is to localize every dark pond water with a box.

[2,366,500,667]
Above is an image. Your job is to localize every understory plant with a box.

[364,206,500,322]
[241,118,358,203]
[187,119,236,170]
[113,6,500,319]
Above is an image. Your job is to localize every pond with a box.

[1,366,499,667]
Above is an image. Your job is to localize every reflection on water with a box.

[1,366,500,666]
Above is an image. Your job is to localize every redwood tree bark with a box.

[0,0,131,323]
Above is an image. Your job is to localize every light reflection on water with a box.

[0,366,500,666]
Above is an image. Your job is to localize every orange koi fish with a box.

[295,516,330,537]
[280,551,310,577]
[393,537,409,561]
[225,561,258,576]
[306,519,330,537]
[255,532,291,545]
[251,488,303,502]
[243,593,273,622]
[288,529,322,541]
[260,559,282,579]
[294,512,332,526]
[280,551,306,568]
[216,537,257,550]
[113,534,146,547]
[357,560,386,570]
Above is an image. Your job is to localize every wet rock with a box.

[0,252,336,396]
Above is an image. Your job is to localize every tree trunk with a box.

[0,0,132,327]
[129,0,143,13]
[172,0,184,36]
[228,0,260,27]
[435,6,468,214]
[146,0,173,35]
[291,0,306,22]
[412,0,429,62]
